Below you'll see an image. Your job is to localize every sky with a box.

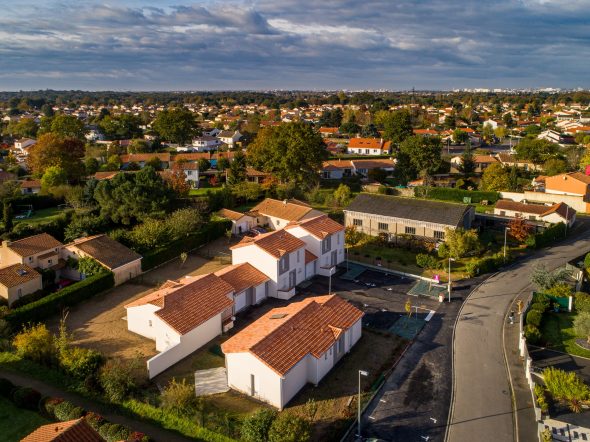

[0,0,589,91]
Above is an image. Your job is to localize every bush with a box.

[0,377,14,398]
[59,346,104,381]
[267,413,311,442]
[530,302,548,314]
[5,271,114,328]
[99,359,137,402]
[241,408,278,442]
[54,400,84,421]
[415,253,438,269]
[11,386,42,410]
[84,411,105,431]
[526,222,567,249]
[40,397,64,419]
[575,292,590,313]
[546,283,573,298]
[12,323,55,365]
[526,310,542,328]
[160,378,196,415]
[524,324,542,344]
[414,186,500,203]
[102,423,130,442]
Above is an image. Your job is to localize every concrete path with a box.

[447,226,590,442]
[194,367,229,396]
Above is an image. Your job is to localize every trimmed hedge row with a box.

[414,186,500,204]
[5,271,115,328]
[525,222,567,249]
[10,194,61,210]
[141,219,231,271]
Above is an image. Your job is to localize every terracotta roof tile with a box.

[7,233,63,257]
[21,418,104,442]
[69,235,141,269]
[120,153,170,163]
[285,215,344,239]
[221,295,363,375]
[231,229,305,258]
[250,198,312,221]
[215,263,269,294]
[0,263,40,288]
[495,200,550,215]
[217,208,247,221]
[349,137,387,150]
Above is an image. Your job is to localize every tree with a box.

[227,152,247,185]
[217,156,230,171]
[381,109,413,145]
[481,123,495,143]
[339,121,360,136]
[26,133,85,181]
[167,208,203,239]
[443,228,480,259]
[452,129,469,144]
[13,323,54,365]
[99,357,140,402]
[543,158,568,176]
[443,114,456,129]
[531,264,570,291]
[459,141,475,175]
[99,114,142,140]
[152,108,197,144]
[361,123,380,138]
[247,122,328,186]
[502,113,514,128]
[127,139,150,154]
[268,414,311,442]
[160,378,196,415]
[44,115,86,140]
[508,216,533,243]
[543,367,589,413]
[77,257,105,276]
[232,181,262,202]
[3,117,38,138]
[515,138,560,164]
[3,202,13,232]
[318,109,343,128]
[197,158,211,173]
[241,409,278,442]
[395,135,442,183]
[480,163,510,191]
[41,165,68,190]
[333,183,352,206]
[85,157,100,175]
[575,312,590,344]
[162,170,190,197]
[345,225,363,247]
[494,126,507,140]
[579,149,590,171]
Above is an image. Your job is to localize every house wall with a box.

[305,261,317,279]
[0,244,61,269]
[231,216,256,235]
[112,260,142,286]
[225,352,283,408]
[126,304,162,341]
[288,226,345,277]
[1,276,43,307]
[500,191,590,213]
[281,356,310,409]
[147,314,222,379]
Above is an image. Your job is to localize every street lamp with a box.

[504,227,511,261]
[448,257,455,302]
[358,370,369,440]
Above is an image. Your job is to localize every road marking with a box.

[369,416,376,420]
[425,310,435,322]
[380,399,387,403]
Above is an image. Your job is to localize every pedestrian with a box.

[509,310,515,324]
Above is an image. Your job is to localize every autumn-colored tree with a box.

[508,216,533,242]
[163,170,190,197]
[26,133,85,181]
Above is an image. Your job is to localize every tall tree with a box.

[480,163,510,191]
[459,141,476,176]
[382,110,413,145]
[515,138,560,164]
[398,135,443,177]
[26,133,85,181]
[153,108,198,144]
[40,115,86,140]
[247,122,328,185]
[227,151,247,185]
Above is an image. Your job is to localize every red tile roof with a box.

[214,263,269,293]
[7,233,63,257]
[217,208,248,221]
[285,215,344,239]
[231,229,305,258]
[0,263,40,288]
[221,295,364,375]
[120,153,170,163]
[348,137,388,150]
[250,198,313,221]
[21,418,104,442]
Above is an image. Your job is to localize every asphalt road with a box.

[447,225,590,442]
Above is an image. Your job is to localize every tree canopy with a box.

[26,133,85,181]
[480,163,510,191]
[152,108,198,144]
[394,135,442,183]
[40,115,86,140]
[515,138,560,164]
[380,109,413,145]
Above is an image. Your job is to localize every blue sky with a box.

[0,0,589,91]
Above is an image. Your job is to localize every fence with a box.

[519,293,543,423]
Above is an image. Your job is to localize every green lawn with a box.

[13,207,65,226]
[0,396,50,442]
[540,312,590,358]
[189,187,222,196]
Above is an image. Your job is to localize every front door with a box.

[331,250,337,266]
[246,287,254,306]
[289,270,296,288]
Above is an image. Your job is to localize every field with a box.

[13,206,65,226]
[0,396,50,442]
[540,312,590,358]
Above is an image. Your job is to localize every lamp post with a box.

[358,370,369,440]
[504,227,511,261]
[448,257,455,302]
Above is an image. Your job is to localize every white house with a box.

[347,138,391,155]
[250,198,324,230]
[214,262,270,314]
[537,129,563,144]
[217,130,242,148]
[192,136,222,152]
[221,294,364,410]
[125,273,234,379]
[217,208,257,235]
[285,215,345,277]
[14,138,36,156]
[230,230,307,300]
[494,200,576,227]
[483,119,499,130]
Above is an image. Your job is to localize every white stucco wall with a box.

[234,290,246,313]
[126,304,161,341]
[232,245,279,298]
[281,355,310,409]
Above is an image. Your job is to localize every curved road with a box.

[447,226,590,442]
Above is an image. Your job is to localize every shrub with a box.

[526,310,542,328]
[526,222,567,249]
[11,386,42,410]
[534,384,549,413]
[10,289,49,309]
[161,378,196,415]
[415,253,438,269]
[241,408,278,442]
[5,272,114,328]
[524,324,541,344]
[127,431,149,442]
[546,283,573,298]
[12,323,55,365]
[99,359,137,402]
[414,186,500,203]
[530,302,548,314]
[575,292,590,313]
[59,346,104,381]
[543,367,590,413]
[268,413,311,442]
[0,377,14,397]
[54,400,84,421]
[104,423,130,442]
[437,243,449,258]
[84,412,105,431]
[40,397,64,419]
[585,253,590,269]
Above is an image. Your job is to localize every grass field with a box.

[0,396,50,442]
[540,312,590,358]
[13,207,65,226]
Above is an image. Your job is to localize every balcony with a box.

[276,286,296,300]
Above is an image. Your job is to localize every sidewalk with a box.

[504,294,539,442]
[0,370,195,442]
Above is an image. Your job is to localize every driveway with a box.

[447,224,590,442]
[46,238,235,361]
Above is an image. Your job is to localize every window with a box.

[529,215,536,220]
[48,259,52,264]
[297,250,300,263]
[17,288,22,297]
[353,219,362,227]
[322,236,332,254]
[279,254,290,274]
[434,231,445,240]
[378,222,388,231]
[337,233,340,245]
[28,257,33,262]
[276,220,281,226]
[405,226,416,235]
[148,320,152,327]
[499,211,506,216]
[365,149,369,154]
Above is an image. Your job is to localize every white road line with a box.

[425,310,435,322]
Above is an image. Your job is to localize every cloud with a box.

[0,0,588,90]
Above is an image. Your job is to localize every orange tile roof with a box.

[217,208,248,221]
[250,198,313,221]
[413,129,439,135]
[92,171,119,180]
[563,172,590,185]
[495,200,551,215]
[21,418,104,442]
[322,160,353,170]
[542,202,576,221]
[348,137,387,150]
[0,263,40,288]
[231,229,305,258]
[120,153,170,163]
[7,233,63,257]
[319,127,339,133]
[20,180,41,189]
[221,295,364,376]
[69,234,141,269]
[126,273,234,335]
[214,263,269,293]
[285,215,344,239]
[350,159,395,169]
[474,155,499,164]
[304,249,318,264]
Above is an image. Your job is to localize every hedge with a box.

[414,186,500,204]
[10,194,61,211]
[525,222,567,249]
[5,271,114,328]
[141,219,231,271]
